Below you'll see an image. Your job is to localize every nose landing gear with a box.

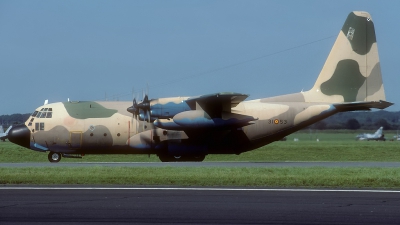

[48,152,61,163]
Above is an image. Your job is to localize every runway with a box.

[1,186,399,224]
[1,161,400,168]
[2,162,399,224]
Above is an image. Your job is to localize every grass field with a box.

[1,130,399,188]
[1,167,400,188]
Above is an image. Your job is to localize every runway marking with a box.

[1,187,400,193]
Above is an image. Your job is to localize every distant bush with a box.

[346,118,361,130]
[0,113,30,126]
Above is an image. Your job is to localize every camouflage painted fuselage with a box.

[27,96,337,156]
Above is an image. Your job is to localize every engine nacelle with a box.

[173,110,214,128]
[149,98,191,119]
[153,110,213,130]
[138,110,155,122]
[154,110,257,130]
[153,119,182,130]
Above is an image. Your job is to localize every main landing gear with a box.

[158,154,206,162]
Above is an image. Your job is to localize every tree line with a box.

[0,113,31,128]
[309,110,400,130]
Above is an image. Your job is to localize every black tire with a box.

[48,152,61,163]
[158,154,174,162]
[191,155,205,162]
[158,154,205,162]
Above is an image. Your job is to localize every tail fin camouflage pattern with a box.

[304,11,387,106]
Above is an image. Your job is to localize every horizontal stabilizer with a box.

[333,100,393,111]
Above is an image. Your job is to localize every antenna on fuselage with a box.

[44,100,48,105]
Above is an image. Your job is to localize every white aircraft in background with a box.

[393,132,400,141]
[0,125,12,141]
[356,127,385,141]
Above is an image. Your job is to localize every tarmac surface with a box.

[2,162,400,224]
[1,186,400,224]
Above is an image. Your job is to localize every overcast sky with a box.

[1,0,399,115]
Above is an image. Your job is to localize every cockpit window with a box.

[35,108,53,119]
[31,111,38,117]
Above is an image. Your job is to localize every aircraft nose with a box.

[8,124,31,149]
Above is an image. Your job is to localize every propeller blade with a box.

[133,98,137,108]
[136,114,139,133]
[146,110,151,123]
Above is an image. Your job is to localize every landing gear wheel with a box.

[192,155,205,162]
[158,154,175,162]
[158,154,206,162]
[48,152,61,163]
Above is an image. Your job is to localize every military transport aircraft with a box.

[356,127,385,141]
[6,11,393,162]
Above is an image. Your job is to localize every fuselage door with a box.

[69,131,82,149]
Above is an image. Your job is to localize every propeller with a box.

[127,88,140,133]
[127,98,139,114]
[138,85,151,123]
[127,87,152,131]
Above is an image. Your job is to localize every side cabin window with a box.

[35,122,45,131]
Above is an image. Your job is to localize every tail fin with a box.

[304,11,388,106]
[4,126,12,134]
[374,127,383,136]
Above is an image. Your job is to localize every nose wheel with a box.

[48,152,61,163]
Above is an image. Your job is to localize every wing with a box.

[154,92,257,130]
[186,92,249,117]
